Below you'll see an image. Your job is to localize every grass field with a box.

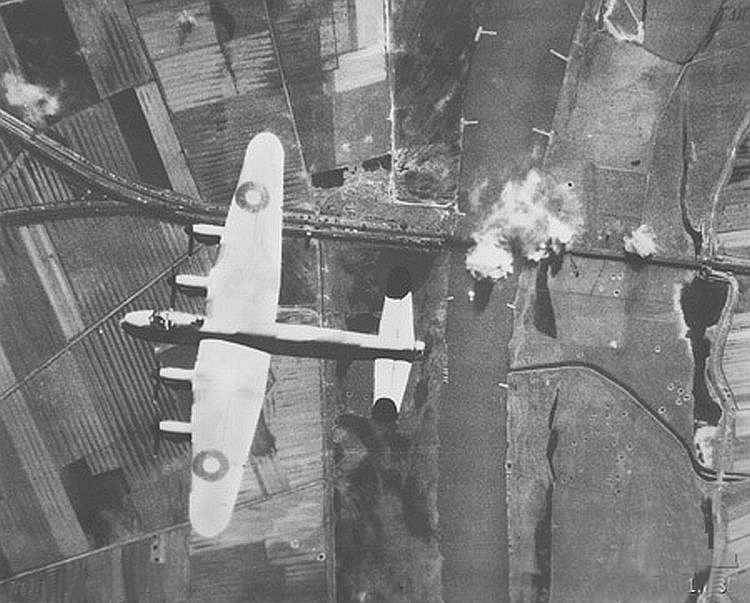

[549,368,710,602]
[512,255,699,442]
[506,251,720,602]
[507,366,711,603]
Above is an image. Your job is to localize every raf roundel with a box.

[234,180,270,212]
[192,449,230,482]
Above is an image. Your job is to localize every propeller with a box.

[149,367,162,403]
[149,364,193,457]
[151,417,163,457]
[168,267,177,309]
[149,367,164,457]
[184,224,195,256]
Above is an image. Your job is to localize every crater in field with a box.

[507,367,712,603]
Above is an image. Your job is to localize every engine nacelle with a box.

[174,274,209,296]
[158,367,194,388]
[186,223,223,245]
[159,420,191,435]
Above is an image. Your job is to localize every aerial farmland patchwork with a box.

[0,0,750,602]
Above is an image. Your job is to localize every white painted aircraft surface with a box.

[120,132,424,538]
[374,266,416,414]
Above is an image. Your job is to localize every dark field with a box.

[438,254,518,603]
[320,241,448,602]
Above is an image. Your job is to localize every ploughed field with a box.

[506,255,719,602]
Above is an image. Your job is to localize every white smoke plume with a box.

[466,233,514,281]
[465,168,583,281]
[623,223,658,258]
[1,72,60,126]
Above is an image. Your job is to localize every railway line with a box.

[0,108,458,249]
[4,108,750,277]
[509,361,750,485]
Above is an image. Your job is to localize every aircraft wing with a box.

[203,132,284,331]
[190,132,284,538]
[190,342,270,537]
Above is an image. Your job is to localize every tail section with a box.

[374,267,415,415]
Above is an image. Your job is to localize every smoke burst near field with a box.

[465,168,583,281]
[1,71,60,126]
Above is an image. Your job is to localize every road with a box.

[437,1,585,601]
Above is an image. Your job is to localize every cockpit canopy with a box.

[149,310,205,330]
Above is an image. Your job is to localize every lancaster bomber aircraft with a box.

[120,132,424,538]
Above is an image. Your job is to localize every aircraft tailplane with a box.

[373,267,415,414]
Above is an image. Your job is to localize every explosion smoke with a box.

[466,233,514,281]
[623,224,658,258]
[465,168,583,281]
[1,72,60,126]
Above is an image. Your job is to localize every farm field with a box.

[507,367,711,602]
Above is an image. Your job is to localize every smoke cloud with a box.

[465,168,583,280]
[623,223,658,258]
[1,72,60,126]
[466,233,514,281]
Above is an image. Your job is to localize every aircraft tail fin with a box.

[374,267,415,414]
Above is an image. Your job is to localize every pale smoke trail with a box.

[1,72,60,126]
[465,168,583,280]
